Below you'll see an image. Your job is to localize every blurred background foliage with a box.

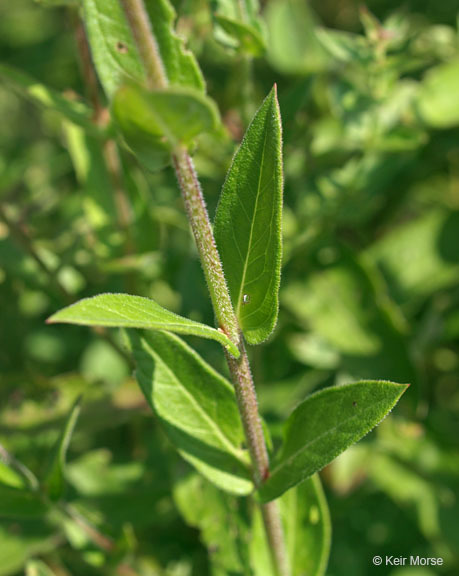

[0,0,459,574]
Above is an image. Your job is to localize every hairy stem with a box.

[118,1,289,574]
[173,148,240,345]
[119,0,167,89]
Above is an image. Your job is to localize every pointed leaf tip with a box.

[214,89,283,345]
[48,293,239,358]
[259,380,408,501]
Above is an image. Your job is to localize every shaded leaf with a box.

[366,209,459,311]
[252,475,331,576]
[112,83,219,169]
[0,486,48,519]
[214,86,283,344]
[42,396,82,501]
[282,250,415,382]
[0,523,57,576]
[260,381,408,501]
[126,331,253,495]
[48,293,239,357]
[0,64,97,133]
[174,473,252,575]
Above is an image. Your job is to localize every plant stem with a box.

[120,0,168,89]
[118,1,289,574]
[172,148,240,346]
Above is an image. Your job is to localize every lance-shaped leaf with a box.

[214,86,283,345]
[126,331,253,495]
[252,475,331,576]
[112,83,219,170]
[82,0,203,99]
[47,293,239,357]
[259,381,408,501]
[43,396,82,501]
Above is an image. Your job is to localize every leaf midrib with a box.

[236,118,270,317]
[142,338,248,465]
[270,397,394,479]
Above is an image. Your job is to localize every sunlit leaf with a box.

[26,559,57,576]
[82,0,203,98]
[265,0,330,74]
[48,293,239,357]
[260,381,408,501]
[214,86,283,344]
[417,58,459,128]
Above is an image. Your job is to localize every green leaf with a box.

[0,486,48,519]
[26,560,57,576]
[0,64,97,134]
[366,209,459,310]
[126,331,253,495]
[252,475,331,576]
[259,381,408,501]
[174,473,252,574]
[283,475,331,576]
[265,0,330,74]
[214,86,283,344]
[47,293,239,357]
[112,83,219,169]
[0,461,25,489]
[282,250,415,382]
[63,122,119,234]
[42,396,82,501]
[213,0,266,56]
[0,523,57,576]
[144,0,204,91]
[175,472,330,576]
[417,58,459,128]
[214,15,266,57]
[82,0,145,98]
[82,0,203,99]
